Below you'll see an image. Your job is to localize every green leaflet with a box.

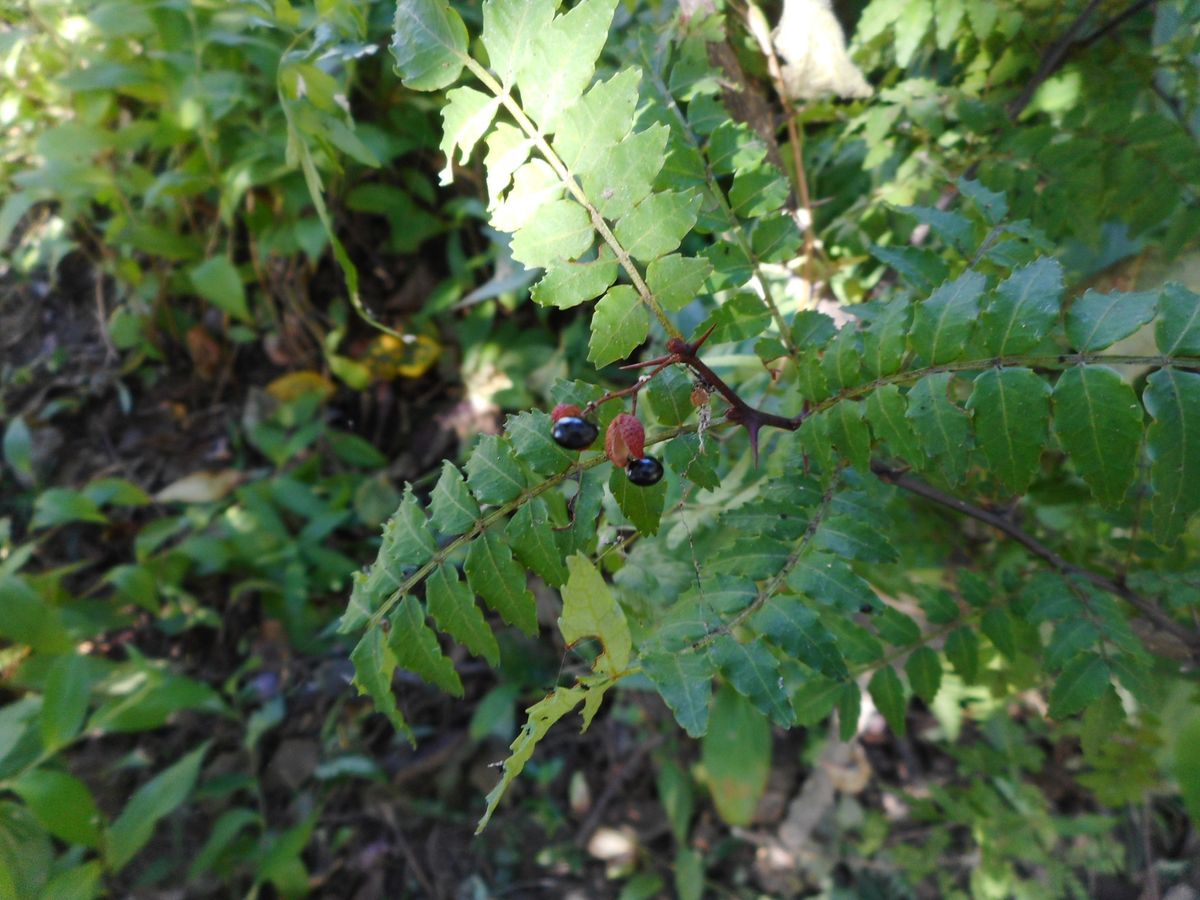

[866,384,923,463]
[790,675,844,726]
[614,189,701,262]
[465,434,526,505]
[958,177,1007,223]
[588,285,649,367]
[868,666,907,736]
[710,638,796,729]
[870,245,948,294]
[815,515,897,563]
[874,607,921,646]
[507,499,569,587]
[965,367,1050,495]
[1052,366,1141,508]
[906,372,972,486]
[514,0,619,129]
[389,596,463,697]
[551,68,639,173]
[750,596,848,678]
[641,649,714,737]
[1156,283,1200,356]
[1065,289,1157,351]
[505,410,577,475]
[861,298,912,378]
[483,123,533,207]
[582,123,670,221]
[481,0,555,88]
[645,366,695,427]
[981,608,1017,659]
[426,564,499,666]
[646,254,713,312]
[531,252,618,309]
[509,198,593,269]
[559,554,632,675]
[477,686,586,832]
[788,552,876,612]
[1143,367,1200,545]
[979,257,1062,355]
[708,537,792,579]
[1048,652,1109,719]
[464,530,537,634]
[438,87,500,184]
[392,0,468,91]
[492,159,560,232]
[429,460,481,536]
[825,401,871,473]
[821,327,863,392]
[609,464,667,535]
[350,628,413,743]
[826,618,885,665]
[905,647,942,704]
[944,627,979,683]
[909,270,986,364]
[702,683,771,826]
[1045,618,1098,672]
[837,681,861,741]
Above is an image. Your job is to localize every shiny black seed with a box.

[552,416,598,450]
[625,456,664,486]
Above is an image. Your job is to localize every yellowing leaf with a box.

[359,332,441,381]
[154,470,244,504]
[264,371,335,403]
[559,554,631,675]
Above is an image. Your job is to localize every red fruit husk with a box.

[551,403,582,422]
[605,413,645,468]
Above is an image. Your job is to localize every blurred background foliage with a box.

[0,0,1198,896]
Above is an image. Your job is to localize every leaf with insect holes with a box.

[559,554,632,675]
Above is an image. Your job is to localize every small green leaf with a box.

[350,628,414,743]
[392,0,468,91]
[788,552,876,613]
[750,596,847,678]
[2,416,33,483]
[464,530,537,634]
[645,366,695,426]
[837,681,861,741]
[531,253,618,309]
[41,653,92,751]
[874,607,921,646]
[869,245,948,294]
[981,608,1017,659]
[513,0,619,129]
[702,682,771,825]
[1156,283,1200,356]
[980,257,1063,354]
[646,254,712,312]
[1065,289,1157,351]
[906,373,972,486]
[189,257,251,323]
[484,122,535,206]
[861,298,912,377]
[1048,652,1109,719]
[868,667,907,736]
[866,384,923,463]
[790,675,844,726]
[507,499,570,586]
[551,68,639,173]
[958,177,1007,223]
[609,461,667,535]
[477,686,586,832]
[711,635,794,726]
[709,537,791,579]
[381,485,437,570]
[1143,367,1200,545]
[389,596,463,696]
[614,190,700,262]
[816,515,897,563]
[905,647,942,704]
[588,285,649,367]
[1053,366,1142,508]
[642,649,713,737]
[509,198,593,269]
[966,367,1050,494]
[909,270,986,364]
[582,123,669,221]
[944,627,979,683]
[429,461,481,536]
[426,564,499,666]
[559,554,632,674]
[30,488,107,530]
[481,0,556,87]
[438,87,500,184]
[825,400,871,472]
[10,769,103,849]
[466,434,526,505]
[106,743,209,871]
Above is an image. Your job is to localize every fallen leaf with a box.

[155,469,244,504]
